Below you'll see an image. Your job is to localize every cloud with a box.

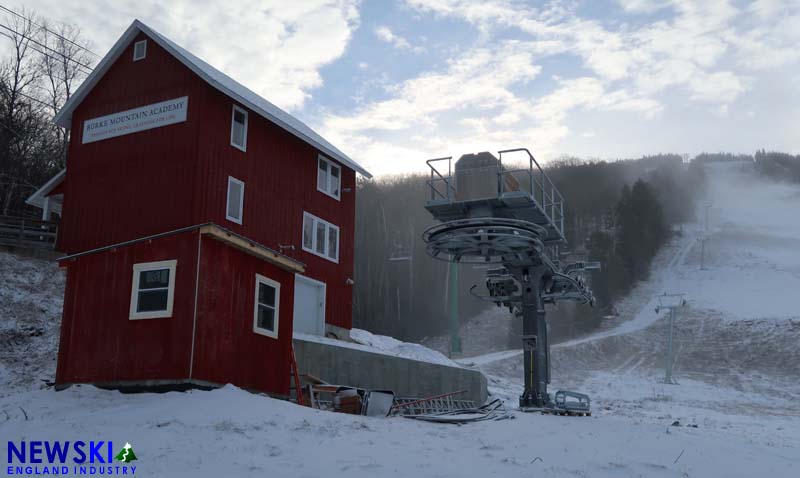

[616,0,672,13]
[404,1,795,106]
[374,25,414,51]
[11,0,361,111]
[728,6,800,70]
[408,0,747,100]
[320,40,663,175]
[319,0,800,174]
[324,42,542,134]
[320,41,548,174]
[687,71,747,103]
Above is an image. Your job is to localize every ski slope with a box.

[474,161,800,431]
[461,228,698,367]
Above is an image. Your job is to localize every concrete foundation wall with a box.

[293,337,488,405]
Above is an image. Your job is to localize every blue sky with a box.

[13,0,800,176]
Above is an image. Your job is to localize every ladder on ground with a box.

[391,390,477,416]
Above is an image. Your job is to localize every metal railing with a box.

[424,148,565,239]
[498,148,565,238]
[426,156,456,201]
[0,215,58,249]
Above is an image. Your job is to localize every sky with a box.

[8,0,800,176]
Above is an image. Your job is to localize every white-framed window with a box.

[302,212,339,263]
[129,260,177,320]
[226,176,244,224]
[317,155,341,200]
[230,105,248,151]
[253,274,280,339]
[133,40,147,61]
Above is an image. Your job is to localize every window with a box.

[302,212,339,262]
[129,260,177,320]
[317,155,341,200]
[226,176,244,224]
[133,40,147,61]
[253,274,280,338]
[230,105,248,151]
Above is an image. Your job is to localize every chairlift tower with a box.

[388,228,414,325]
[655,293,686,384]
[422,148,597,410]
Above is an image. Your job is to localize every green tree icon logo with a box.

[114,443,138,463]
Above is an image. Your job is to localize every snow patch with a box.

[293,330,460,368]
[349,328,458,367]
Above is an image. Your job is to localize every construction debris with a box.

[391,390,477,416]
[299,375,494,422]
[304,382,395,417]
[401,399,513,424]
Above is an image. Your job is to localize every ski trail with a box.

[457,348,523,366]
[461,231,696,367]
[555,231,694,349]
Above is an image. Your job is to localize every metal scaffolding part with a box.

[423,148,596,411]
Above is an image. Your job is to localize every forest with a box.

[353,151,800,344]
[352,155,705,342]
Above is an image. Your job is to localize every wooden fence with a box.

[0,215,58,250]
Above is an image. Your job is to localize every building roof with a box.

[25,169,66,213]
[53,19,371,178]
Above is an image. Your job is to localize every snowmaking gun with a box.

[422,148,598,415]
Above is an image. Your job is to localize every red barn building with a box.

[31,20,371,397]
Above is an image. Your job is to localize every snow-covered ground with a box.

[0,250,64,396]
[3,382,797,477]
[2,162,800,477]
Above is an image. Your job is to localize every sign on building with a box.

[82,96,188,144]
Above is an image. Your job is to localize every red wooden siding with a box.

[56,230,199,384]
[190,236,293,395]
[59,31,357,330]
[59,32,205,254]
[192,86,356,329]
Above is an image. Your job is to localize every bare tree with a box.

[38,18,94,166]
[0,8,95,215]
[0,8,43,215]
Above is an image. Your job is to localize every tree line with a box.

[0,8,93,216]
[753,150,800,183]
[691,150,800,183]
[354,154,709,343]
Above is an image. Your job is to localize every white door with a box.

[293,275,326,335]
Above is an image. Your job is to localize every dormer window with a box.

[133,40,147,61]
[230,105,248,151]
[317,155,341,200]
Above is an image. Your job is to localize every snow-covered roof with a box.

[53,20,371,178]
